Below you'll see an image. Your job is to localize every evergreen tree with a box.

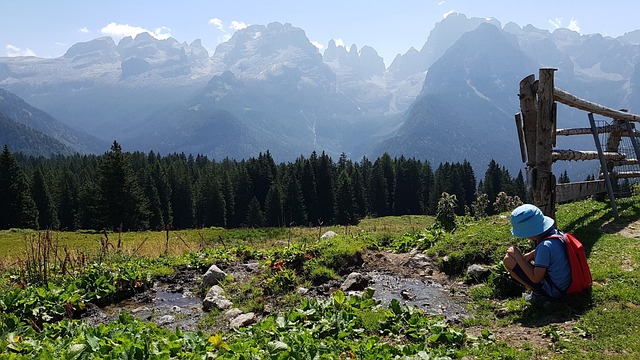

[97,141,150,231]
[351,163,368,218]
[0,145,38,229]
[482,160,503,215]
[169,164,195,229]
[195,169,226,227]
[283,170,307,226]
[514,170,527,202]
[78,181,102,230]
[151,162,173,228]
[359,156,373,214]
[232,164,253,227]
[264,183,283,227]
[460,160,477,212]
[429,162,451,216]
[245,196,265,228]
[222,172,235,227]
[369,164,388,217]
[377,153,395,215]
[247,151,276,207]
[559,170,571,184]
[393,156,422,215]
[336,170,358,225]
[31,166,58,229]
[315,152,335,224]
[144,174,164,230]
[57,168,80,230]
[421,161,434,214]
[300,158,319,224]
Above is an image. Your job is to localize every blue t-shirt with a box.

[534,230,572,298]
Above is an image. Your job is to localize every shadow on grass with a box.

[561,198,640,258]
[517,289,594,327]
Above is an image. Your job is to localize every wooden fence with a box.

[516,68,640,219]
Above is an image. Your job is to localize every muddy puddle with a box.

[365,270,468,321]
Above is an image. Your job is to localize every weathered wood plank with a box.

[555,180,606,203]
[610,171,640,179]
[515,113,527,163]
[556,125,639,136]
[554,88,640,122]
[519,74,537,165]
[612,159,640,167]
[535,68,557,218]
[552,150,626,161]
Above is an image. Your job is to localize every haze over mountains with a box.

[2,13,640,176]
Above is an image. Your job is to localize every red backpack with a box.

[547,233,592,295]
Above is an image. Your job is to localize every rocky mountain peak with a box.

[62,36,119,63]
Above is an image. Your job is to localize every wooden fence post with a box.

[535,68,557,219]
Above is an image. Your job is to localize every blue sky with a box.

[1,1,637,66]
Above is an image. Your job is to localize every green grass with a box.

[3,197,640,358]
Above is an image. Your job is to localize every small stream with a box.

[85,281,204,331]
[83,266,468,330]
[365,270,467,320]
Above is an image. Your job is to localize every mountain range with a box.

[2,13,640,177]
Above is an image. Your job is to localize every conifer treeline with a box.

[0,142,527,231]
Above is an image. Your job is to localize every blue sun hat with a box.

[510,204,555,238]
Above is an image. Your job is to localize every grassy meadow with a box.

[1,197,640,358]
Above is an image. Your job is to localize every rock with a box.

[401,290,416,300]
[321,231,337,239]
[466,264,491,281]
[202,285,232,311]
[203,296,232,311]
[205,285,226,297]
[157,315,175,325]
[229,312,256,328]
[131,306,149,314]
[297,287,309,295]
[340,272,369,291]
[202,265,227,286]
[243,261,260,272]
[223,308,243,321]
[407,253,434,269]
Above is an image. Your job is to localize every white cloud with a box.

[437,1,445,5]
[443,10,454,19]
[153,26,172,40]
[334,38,345,48]
[222,34,233,42]
[549,17,581,33]
[311,40,324,50]
[6,44,36,57]
[100,22,172,40]
[549,17,562,29]
[230,21,248,30]
[80,27,89,33]
[209,18,224,32]
[568,18,580,33]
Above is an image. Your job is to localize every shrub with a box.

[436,192,457,231]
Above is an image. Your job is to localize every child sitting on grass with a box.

[503,204,571,301]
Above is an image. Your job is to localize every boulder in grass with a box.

[340,272,369,291]
[229,312,256,328]
[202,285,232,311]
[202,265,227,286]
[321,231,337,239]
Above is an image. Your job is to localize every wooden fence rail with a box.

[517,68,640,219]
